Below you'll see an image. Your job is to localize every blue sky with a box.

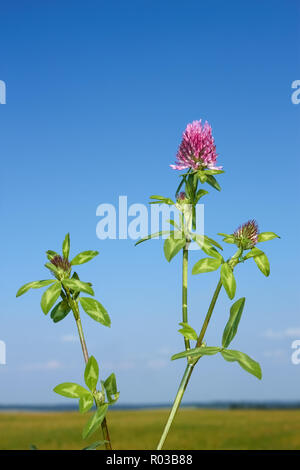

[0,0,299,406]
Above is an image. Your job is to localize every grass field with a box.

[0,408,300,450]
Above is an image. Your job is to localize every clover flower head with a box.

[171,120,221,172]
[233,220,259,249]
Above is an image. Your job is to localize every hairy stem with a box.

[157,363,194,450]
[182,245,190,352]
[68,293,112,450]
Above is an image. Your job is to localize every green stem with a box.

[157,250,241,449]
[196,248,242,348]
[157,363,194,450]
[182,245,190,352]
[196,279,222,347]
[68,295,112,450]
[75,316,89,363]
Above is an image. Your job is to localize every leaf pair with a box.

[173,297,261,378]
[218,231,279,245]
[171,346,261,380]
[193,257,236,300]
[63,233,99,266]
[54,356,119,439]
[54,357,99,399]
[40,278,95,315]
[81,369,119,439]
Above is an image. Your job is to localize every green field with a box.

[1,408,300,450]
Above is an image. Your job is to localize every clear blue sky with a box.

[0,0,299,405]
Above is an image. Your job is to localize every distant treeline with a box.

[1,402,300,411]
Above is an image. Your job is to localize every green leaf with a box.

[192,235,223,260]
[192,257,222,274]
[50,299,71,323]
[62,233,70,260]
[195,189,209,203]
[223,236,235,244]
[149,195,174,205]
[220,263,236,299]
[79,394,94,414]
[44,262,61,277]
[203,235,223,251]
[163,233,186,262]
[63,278,94,296]
[16,280,55,297]
[178,322,198,341]
[204,169,224,175]
[82,404,108,439]
[71,251,99,266]
[135,230,171,246]
[103,373,119,404]
[253,251,270,277]
[82,440,108,450]
[221,349,262,379]
[84,356,99,391]
[46,250,59,261]
[222,297,246,348]
[69,271,81,299]
[53,382,91,398]
[40,282,62,314]
[172,346,222,361]
[80,297,111,326]
[244,247,264,259]
[245,248,270,276]
[103,373,118,395]
[257,232,280,243]
[206,175,221,191]
[217,233,231,237]
[184,175,193,199]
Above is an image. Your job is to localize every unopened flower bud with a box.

[176,191,188,202]
[233,220,259,250]
[50,255,71,278]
